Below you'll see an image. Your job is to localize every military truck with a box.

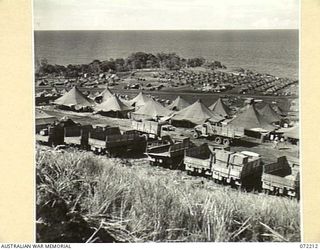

[184,143,262,188]
[89,125,147,156]
[131,120,163,139]
[145,136,193,169]
[192,122,244,146]
[262,156,300,198]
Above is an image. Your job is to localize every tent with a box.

[128,92,152,108]
[209,98,231,117]
[257,103,281,123]
[94,95,134,118]
[88,91,101,100]
[95,87,113,103]
[51,86,61,97]
[272,104,284,116]
[278,125,299,140]
[229,103,275,131]
[35,90,49,98]
[131,98,173,121]
[53,86,94,110]
[35,109,57,133]
[167,96,190,111]
[171,99,224,126]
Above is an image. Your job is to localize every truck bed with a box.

[64,136,82,145]
[262,173,298,189]
[35,134,50,143]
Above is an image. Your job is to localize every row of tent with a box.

[51,86,285,132]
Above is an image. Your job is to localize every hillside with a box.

[36,145,300,242]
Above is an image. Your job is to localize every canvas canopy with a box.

[88,91,101,100]
[271,104,284,116]
[167,96,190,111]
[209,98,231,117]
[132,98,173,120]
[94,95,134,113]
[128,92,152,107]
[171,99,223,125]
[95,87,113,102]
[35,109,57,126]
[229,103,275,131]
[278,125,299,139]
[53,86,94,108]
[257,103,281,123]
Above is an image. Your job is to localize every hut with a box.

[94,95,134,118]
[209,98,231,117]
[128,92,152,108]
[131,99,173,121]
[171,99,223,127]
[167,96,190,111]
[53,86,94,111]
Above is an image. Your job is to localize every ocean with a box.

[34,30,299,79]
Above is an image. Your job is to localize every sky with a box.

[33,0,299,30]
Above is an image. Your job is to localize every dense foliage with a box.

[35,52,225,77]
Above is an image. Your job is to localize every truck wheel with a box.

[193,132,199,139]
[223,138,230,146]
[215,137,222,144]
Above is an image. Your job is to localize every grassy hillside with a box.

[36,146,300,242]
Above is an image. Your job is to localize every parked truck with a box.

[89,124,147,156]
[131,120,163,139]
[262,156,300,198]
[145,136,193,169]
[192,122,245,146]
[184,143,262,188]
[63,124,92,149]
[36,118,81,147]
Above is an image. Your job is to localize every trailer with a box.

[105,130,147,157]
[211,150,262,188]
[131,120,162,139]
[145,137,193,169]
[184,143,214,175]
[36,120,72,146]
[88,125,121,153]
[184,144,262,187]
[192,122,244,146]
[262,156,300,197]
[63,124,92,149]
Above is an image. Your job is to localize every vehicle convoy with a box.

[145,136,194,169]
[36,119,147,156]
[35,118,300,198]
[262,156,300,198]
[192,122,244,146]
[184,143,262,188]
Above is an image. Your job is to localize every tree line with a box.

[35,52,226,78]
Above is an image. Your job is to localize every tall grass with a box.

[36,146,300,242]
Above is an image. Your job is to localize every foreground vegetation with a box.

[36,146,300,242]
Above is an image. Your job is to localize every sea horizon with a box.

[34,29,299,79]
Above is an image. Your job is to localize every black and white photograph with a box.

[34,0,300,243]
